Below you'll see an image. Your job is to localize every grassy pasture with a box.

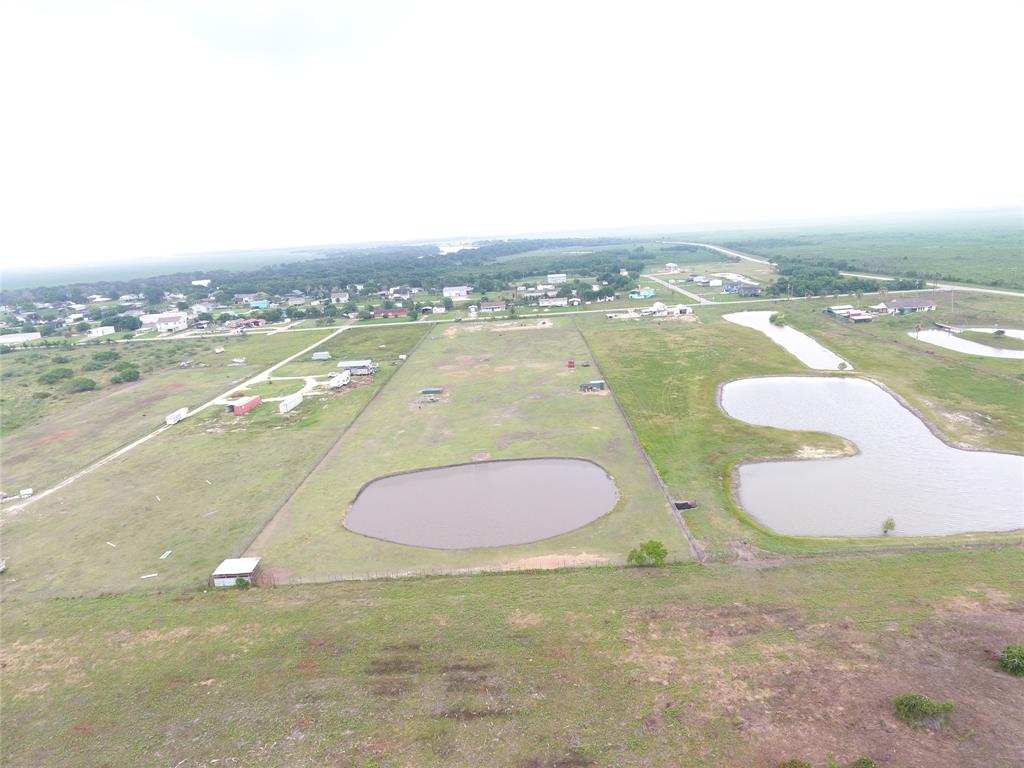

[1,550,1021,767]
[251,318,685,579]
[0,327,428,598]
[679,210,1023,288]
[958,329,1024,351]
[580,292,1023,558]
[0,332,332,494]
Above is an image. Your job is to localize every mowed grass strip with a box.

[0,327,428,598]
[253,319,685,579]
[579,293,1024,558]
[1,550,1021,767]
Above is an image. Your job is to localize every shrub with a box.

[82,360,106,371]
[842,759,878,768]
[32,391,52,399]
[52,354,71,363]
[777,762,812,768]
[999,644,1024,676]
[627,540,668,567]
[894,693,953,729]
[111,367,140,384]
[38,367,74,384]
[92,349,120,362]
[882,516,895,534]
[65,377,97,393]
[112,360,137,371]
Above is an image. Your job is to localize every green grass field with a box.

[2,550,1021,767]
[580,291,1024,558]
[0,332,333,493]
[251,318,686,579]
[0,327,429,598]
[957,329,1024,351]
[677,209,1023,288]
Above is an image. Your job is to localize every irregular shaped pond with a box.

[909,329,1024,359]
[720,377,1024,536]
[723,311,852,370]
[346,458,618,548]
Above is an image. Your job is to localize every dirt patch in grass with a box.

[508,609,543,627]
[621,597,1024,767]
[32,427,80,446]
[505,553,610,570]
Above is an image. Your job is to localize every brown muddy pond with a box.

[345,458,618,548]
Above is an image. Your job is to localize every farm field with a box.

[0,331,333,493]
[580,291,1024,558]
[0,326,428,598]
[250,318,686,580]
[680,209,1023,289]
[2,549,1021,767]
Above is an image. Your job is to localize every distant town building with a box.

[629,288,656,300]
[880,297,937,315]
[538,296,569,307]
[87,326,116,338]
[330,290,350,303]
[478,301,507,313]
[191,279,212,287]
[0,332,41,345]
[547,274,568,284]
[140,312,189,333]
[372,308,409,319]
[443,286,471,299]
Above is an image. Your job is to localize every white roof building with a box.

[212,557,261,587]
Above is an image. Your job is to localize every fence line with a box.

[573,319,707,562]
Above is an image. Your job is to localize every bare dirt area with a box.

[622,598,1024,767]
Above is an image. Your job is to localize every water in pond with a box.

[720,377,1024,536]
[723,311,852,370]
[910,329,1024,359]
[346,458,618,548]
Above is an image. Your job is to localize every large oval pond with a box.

[720,377,1024,537]
[346,458,619,548]
[723,311,852,370]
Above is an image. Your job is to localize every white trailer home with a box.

[336,359,378,375]
[278,392,303,414]
[165,407,189,425]
[329,370,353,388]
[312,351,332,360]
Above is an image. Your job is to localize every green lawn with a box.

[2,549,1021,767]
[579,292,1023,558]
[0,328,429,598]
[252,318,685,579]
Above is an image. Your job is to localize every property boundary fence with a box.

[574,319,707,562]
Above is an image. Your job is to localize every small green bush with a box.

[65,377,97,393]
[843,759,879,768]
[38,367,73,385]
[31,391,52,399]
[777,762,812,768]
[92,349,120,362]
[894,692,953,729]
[999,644,1024,676]
[81,360,106,371]
[52,354,71,363]
[110,366,140,384]
[627,540,668,567]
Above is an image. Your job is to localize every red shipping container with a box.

[233,395,262,416]
[567,359,575,369]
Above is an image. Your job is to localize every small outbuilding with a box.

[212,557,261,587]
[312,351,332,361]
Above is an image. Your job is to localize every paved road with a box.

[643,273,711,304]
[661,241,772,265]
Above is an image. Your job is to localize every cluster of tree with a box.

[765,261,923,297]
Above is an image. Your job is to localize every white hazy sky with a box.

[1,0,1022,269]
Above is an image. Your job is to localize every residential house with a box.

[881,297,937,315]
[479,301,506,313]
[330,290,350,304]
[443,286,471,299]
[548,274,568,284]
[538,296,568,307]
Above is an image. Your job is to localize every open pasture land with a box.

[580,293,1023,558]
[685,209,1023,288]
[0,327,428,598]
[250,318,685,579]
[2,550,1022,767]
[0,331,333,494]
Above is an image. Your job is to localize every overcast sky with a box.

[1,0,1022,269]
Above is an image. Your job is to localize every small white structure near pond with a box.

[212,557,261,587]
